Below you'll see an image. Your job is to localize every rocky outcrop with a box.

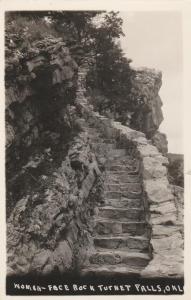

[6,38,105,276]
[87,66,165,139]
[129,67,163,138]
[7,132,101,276]
[6,37,78,216]
[6,36,78,150]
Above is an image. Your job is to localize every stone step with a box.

[121,190,142,198]
[94,235,149,250]
[107,165,136,172]
[125,169,140,175]
[87,132,101,139]
[92,142,115,147]
[103,139,116,144]
[88,124,99,129]
[87,127,100,134]
[104,190,142,200]
[107,156,136,163]
[121,185,142,194]
[108,149,127,157]
[103,197,142,209]
[104,183,142,193]
[88,137,102,144]
[108,160,133,167]
[103,183,120,192]
[105,170,139,178]
[105,174,140,184]
[108,155,133,162]
[81,263,142,277]
[105,170,127,176]
[98,206,144,221]
[95,219,147,235]
[92,143,116,150]
[89,250,150,267]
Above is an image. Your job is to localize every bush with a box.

[168,154,184,187]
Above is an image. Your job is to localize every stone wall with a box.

[87,112,183,278]
[77,62,183,278]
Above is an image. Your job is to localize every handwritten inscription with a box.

[13,283,184,294]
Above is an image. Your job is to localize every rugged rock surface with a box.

[6,38,102,276]
[6,36,78,150]
[87,66,164,140]
[6,37,78,216]
[129,67,163,138]
[7,131,101,276]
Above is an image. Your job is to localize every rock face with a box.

[152,131,168,154]
[6,37,78,216]
[130,67,163,138]
[7,131,101,276]
[6,38,103,276]
[6,36,78,151]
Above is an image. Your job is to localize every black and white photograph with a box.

[2,1,190,297]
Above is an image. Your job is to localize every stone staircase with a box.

[77,61,183,279]
[81,126,151,277]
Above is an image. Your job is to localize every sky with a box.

[120,11,183,154]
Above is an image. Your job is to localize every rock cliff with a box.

[6,38,183,279]
[6,37,78,216]
[129,67,163,138]
[7,131,101,276]
[87,64,168,154]
[6,36,78,150]
[6,37,105,276]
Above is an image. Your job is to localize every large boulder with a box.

[130,67,163,137]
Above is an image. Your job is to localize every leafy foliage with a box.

[49,11,102,41]
[168,153,184,187]
[85,12,134,122]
